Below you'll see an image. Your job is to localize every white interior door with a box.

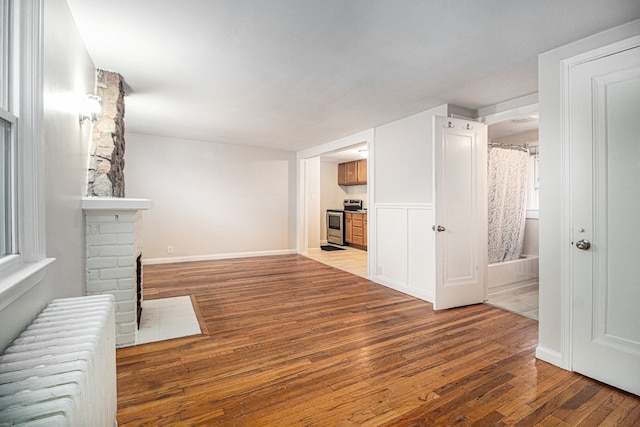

[433,116,487,310]
[570,45,640,396]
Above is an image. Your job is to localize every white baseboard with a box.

[143,249,297,265]
[535,345,563,368]
[372,275,434,304]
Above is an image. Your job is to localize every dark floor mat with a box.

[321,245,345,251]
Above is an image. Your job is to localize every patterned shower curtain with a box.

[487,147,529,264]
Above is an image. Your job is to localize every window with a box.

[0,0,16,261]
[0,0,50,310]
[0,116,15,257]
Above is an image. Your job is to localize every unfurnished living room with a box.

[1,1,640,425]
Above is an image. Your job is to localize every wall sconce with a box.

[79,94,101,124]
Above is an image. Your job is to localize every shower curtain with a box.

[487,147,529,264]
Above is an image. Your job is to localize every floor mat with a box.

[321,245,345,251]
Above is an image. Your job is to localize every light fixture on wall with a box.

[79,94,101,124]
[359,149,368,158]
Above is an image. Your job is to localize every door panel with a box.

[570,46,640,396]
[434,116,487,310]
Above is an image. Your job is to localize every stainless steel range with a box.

[326,199,362,246]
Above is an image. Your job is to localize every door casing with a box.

[559,34,640,372]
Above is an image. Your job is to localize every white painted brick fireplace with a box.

[82,197,152,347]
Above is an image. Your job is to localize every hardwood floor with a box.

[117,255,640,426]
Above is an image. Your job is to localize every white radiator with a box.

[0,295,117,426]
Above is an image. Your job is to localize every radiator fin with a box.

[0,295,116,426]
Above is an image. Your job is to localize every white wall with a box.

[0,0,95,351]
[374,107,446,204]
[43,0,95,298]
[125,133,297,261]
[537,19,640,366]
[372,105,448,301]
[305,157,321,249]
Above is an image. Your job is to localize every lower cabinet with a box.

[345,212,367,248]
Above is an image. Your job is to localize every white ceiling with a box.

[66,0,640,152]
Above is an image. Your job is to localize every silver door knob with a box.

[436,225,446,232]
[576,239,591,250]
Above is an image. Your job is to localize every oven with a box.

[326,199,363,246]
[327,210,344,245]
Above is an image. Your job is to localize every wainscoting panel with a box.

[408,207,435,300]
[374,207,408,285]
[374,204,435,302]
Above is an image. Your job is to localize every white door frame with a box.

[559,34,640,371]
[296,129,375,275]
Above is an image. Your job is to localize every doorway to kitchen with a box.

[297,130,373,279]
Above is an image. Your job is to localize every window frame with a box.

[0,0,52,311]
[0,110,18,265]
[0,0,18,269]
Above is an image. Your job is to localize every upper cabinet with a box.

[338,159,367,186]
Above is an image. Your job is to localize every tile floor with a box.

[135,295,201,345]
[303,245,368,278]
[486,282,539,320]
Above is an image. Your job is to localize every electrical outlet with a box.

[167,246,173,254]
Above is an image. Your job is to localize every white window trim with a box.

[0,0,53,311]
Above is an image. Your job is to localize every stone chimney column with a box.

[87,69,126,197]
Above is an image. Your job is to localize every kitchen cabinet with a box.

[356,159,367,183]
[338,160,367,185]
[345,212,367,249]
[338,163,347,185]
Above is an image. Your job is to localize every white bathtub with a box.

[487,255,539,292]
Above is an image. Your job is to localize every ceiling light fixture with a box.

[79,94,102,124]
[510,114,538,124]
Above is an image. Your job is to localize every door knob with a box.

[576,239,591,250]
[431,225,446,232]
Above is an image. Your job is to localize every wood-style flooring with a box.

[116,255,640,426]
[305,247,540,321]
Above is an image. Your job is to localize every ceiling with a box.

[66,1,640,152]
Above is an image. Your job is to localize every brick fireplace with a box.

[82,197,152,347]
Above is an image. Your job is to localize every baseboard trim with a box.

[143,249,297,265]
[535,345,563,368]
[372,276,434,304]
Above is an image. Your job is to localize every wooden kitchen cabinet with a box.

[364,214,367,247]
[338,163,347,185]
[345,212,367,249]
[338,160,367,185]
[356,159,367,183]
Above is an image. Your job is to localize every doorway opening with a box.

[297,130,372,279]
[303,144,368,278]
[483,112,540,319]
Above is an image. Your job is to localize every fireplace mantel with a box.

[82,197,153,212]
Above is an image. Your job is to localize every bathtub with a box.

[487,255,539,292]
